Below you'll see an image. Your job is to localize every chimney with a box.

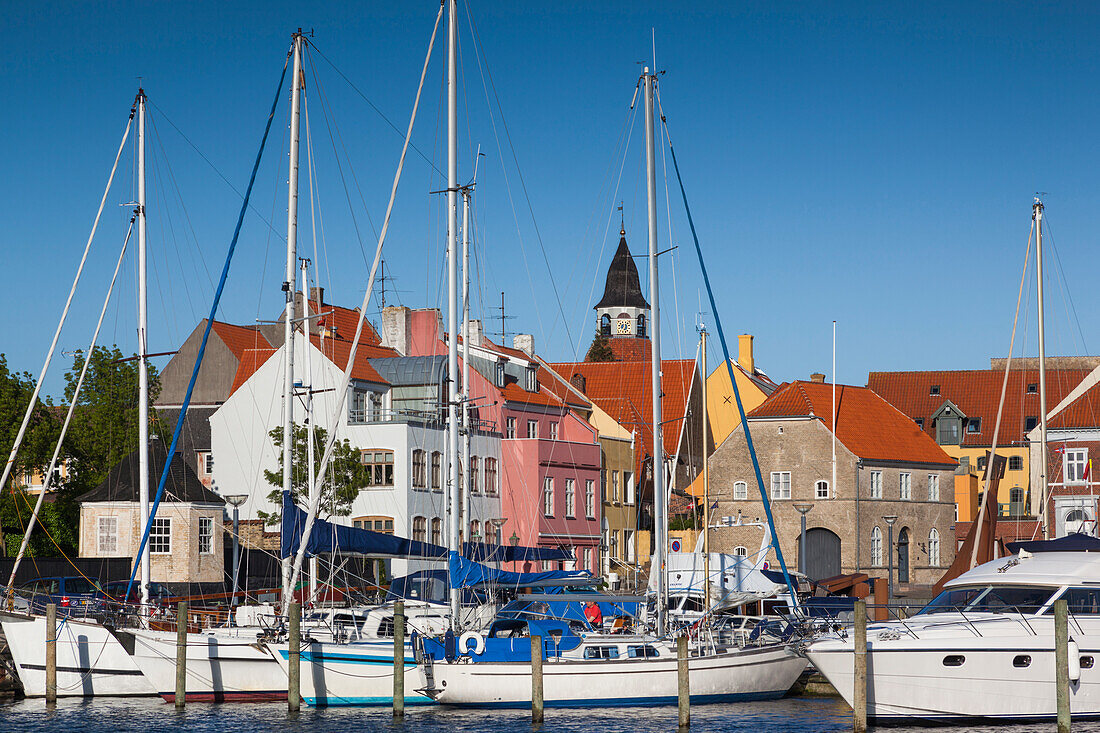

[380,306,412,356]
[570,373,587,394]
[310,286,324,306]
[810,373,826,383]
[513,334,534,356]
[738,334,754,375]
[463,319,483,347]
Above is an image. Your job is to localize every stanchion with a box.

[1055,598,1071,733]
[531,634,544,724]
[393,600,405,719]
[175,601,187,709]
[853,599,867,732]
[288,602,300,712]
[677,634,690,729]
[45,603,56,706]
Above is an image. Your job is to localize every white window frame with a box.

[929,527,941,566]
[611,471,620,503]
[870,470,883,499]
[1066,448,1089,484]
[543,477,554,517]
[733,481,748,500]
[565,478,576,518]
[733,546,748,557]
[624,472,635,505]
[582,547,592,572]
[815,480,829,500]
[585,480,595,518]
[97,516,118,555]
[150,517,172,555]
[928,474,940,502]
[624,529,635,563]
[549,421,559,440]
[900,472,912,500]
[527,419,539,439]
[871,526,883,566]
[198,516,214,555]
[505,417,516,439]
[770,471,791,500]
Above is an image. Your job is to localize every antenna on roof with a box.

[618,201,624,232]
[491,291,516,342]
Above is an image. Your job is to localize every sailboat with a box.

[419,61,807,708]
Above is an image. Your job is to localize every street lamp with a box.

[225,494,248,613]
[883,515,899,604]
[793,503,814,577]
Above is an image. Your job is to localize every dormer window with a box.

[1027,383,1038,394]
[636,313,647,338]
[600,314,611,337]
[1025,416,1038,432]
[929,385,940,396]
[936,414,961,445]
[495,360,506,388]
[966,417,981,434]
[914,418,924,429]
[525,364,538,392]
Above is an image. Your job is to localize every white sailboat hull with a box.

[268,639,432,706]
[0,612,155,697]
[428,644,806,707]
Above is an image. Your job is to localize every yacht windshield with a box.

[917,585,1056,615]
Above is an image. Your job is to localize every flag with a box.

[1086,459,1092,483]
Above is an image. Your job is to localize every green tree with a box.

[585,331,615,362]
[257,423,369,526]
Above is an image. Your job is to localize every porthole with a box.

[1082,656,1095,669]
[942,655,965,667]
[1013,655,1032,668]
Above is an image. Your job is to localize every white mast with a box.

[301,258,318,603]
[137,88,151,609]
[281,31,303,599]
[461,186,471,545]
[1035,199,1050,538]
[701,326,710,617]
[446,0,462,626]
[643,66,667,636]
[831,320,836,503]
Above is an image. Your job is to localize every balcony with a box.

[351,407,496,433]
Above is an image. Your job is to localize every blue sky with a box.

[5,1,1100,399]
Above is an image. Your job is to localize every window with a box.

[1066,449,1089,483]
[600,314,611,336]
[733,481,748,500]
[624,530,635,563]
[469,520,481,542]
[505,417,516,439]
[97,516,118,555]
[1025,416,1038,432]
[525,365,538,392]
[354,516,394,534]
[584,646,620,660]
[628,644,659,658]
[624,472,634,504]
[484,458,499,495]
[930,385,940,395]
[198,517,214,555]
[900,472,912,500]
[870,471,882,499]
[565,479,576,518]
[977,455,988,471]
[914,418,924,429]
[928,474,940,502]
[431,452,442,490]
[527,420,539,439]
[733,546,748,557]
[815,480,829,500]
[150,517,171,554]
[585,480,595,518]
[362,450,395,486]
[412,449,427,488]
[967,418,982,433]
[929,528,940,566]
[936,416,961,445]
[871,527,883,566]
[549,421,559,440]
[431,517,442,545]
[1027,383,1038,394]
[349,389,368,424]
[636,314,647,338]
[1009,455,1024,471]
[611,471,620,503]
[202,452,214,475]
[469,456,480,494]
[582,547,592,572]
[412,516,427,542]
[770,471,791,500]
[543,478,554,517]
[495,360,506,388]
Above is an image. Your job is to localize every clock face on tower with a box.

[615,318,633,335]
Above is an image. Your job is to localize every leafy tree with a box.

[257,423,369,526]
[585,331,615,362]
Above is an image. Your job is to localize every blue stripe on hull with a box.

[305,695,437,707]
[276,649,415,665]
[441,690,788,709]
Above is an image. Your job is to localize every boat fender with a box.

[459,631,485,656]
[1070,639,1081,682]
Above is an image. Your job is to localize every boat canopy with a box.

[1006,534,1100,554]
[448,552,592,589]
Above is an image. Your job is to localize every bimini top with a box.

[1006,534,1100,554]
[947,545,1100,589]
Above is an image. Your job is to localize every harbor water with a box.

[4,697,1100,732]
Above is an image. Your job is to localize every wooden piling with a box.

[678,634,690,730]
[45,603,56,705]
[531,634,544,724]
[1055,598,1070,733]
[175,601,187,709]
[288,602,300,712]
[853,598,867,733]
[393,600,404,719]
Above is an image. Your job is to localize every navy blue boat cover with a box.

[448,551,593,589]
[1006,533,1100,554]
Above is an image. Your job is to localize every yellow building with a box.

[706,335,778,450]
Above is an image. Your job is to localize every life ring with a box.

[459,630,485,656]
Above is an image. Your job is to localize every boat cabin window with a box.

[627,645,659,658]
[1051,588,1100,615]
[918,585,1056,615]
[583,645,620,660]
[377,616,409,638]
[680,597,704,613]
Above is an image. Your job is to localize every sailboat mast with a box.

[301,258,318,603]
[282,31,303,598]
[137,88,151,609]
[643,66,667,636]
[461,187,471,546]
[446,0,462,626]
[1035,199,1050,538]
[701,326,710,617]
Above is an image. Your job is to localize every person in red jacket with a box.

[584,600,603,628]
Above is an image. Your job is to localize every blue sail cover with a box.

[448,551,593,589]
[1007,534,1100,554]
[280,492,447,559]
[462,542,570,563]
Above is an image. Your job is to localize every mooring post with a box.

[288,601,301,712]
[175,601,187,709]
[45,603,57,706]
[531,634,544,724]
[1055,598,1071,732]
[393,600,405,719]
[678,634,690,729]
[854,598,867,733]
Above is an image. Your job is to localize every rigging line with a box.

[660,114,799,613]
[306,39,444,178]
[463,0,575,354]
[148,138,199,325]
[147,100,282,239]
[0,102,135,505]
[971,221,1034,565]
[6,217,135,596]
[1044,218,1091,356]
[656,89,684,361]
[304,88,324,300]
[286,3,444,614]
[125,48,291,602]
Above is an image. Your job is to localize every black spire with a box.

[594,228,650,310]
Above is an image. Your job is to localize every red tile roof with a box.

[531,359,593,411]
[498,382,564,408]
[308,299,382,346]
[311,334,390,385]
[210,321,271,360]
[750,381,956,466]
[229,348,277,395]
[609,338,651,362]
[1047,379,1100,430]
[867,369,1092,446]
[480,337,532,362]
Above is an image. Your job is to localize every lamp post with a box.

[793,503,814,577]
[225,495,248,613]
[883,515,899,604]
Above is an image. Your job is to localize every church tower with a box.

[594,227,651,339]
